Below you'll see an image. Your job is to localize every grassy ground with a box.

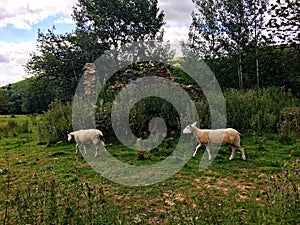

[0,115,299,224]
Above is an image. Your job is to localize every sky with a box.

[0,0,194,87]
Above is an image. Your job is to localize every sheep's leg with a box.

[229,146,236,160]
[239,147,246,160]
[76,143,79,155]
[94,146,98,158]
[206,145,212,161]
[100,140,107,151]
[83,145,87,156]
[193,143,202,157]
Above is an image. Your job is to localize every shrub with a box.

[198,87,299,133]
[278,107,300,140]
[37,101,72,144]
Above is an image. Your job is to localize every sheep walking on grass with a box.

[183,122,246,161]
[67,129,107,158]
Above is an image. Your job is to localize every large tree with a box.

[73,0,165,50]
[187,0,226,59]
[25,0,165,112]
[186,0,269,89]
[247,0,269,87]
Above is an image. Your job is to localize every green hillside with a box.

[1,78,31,114]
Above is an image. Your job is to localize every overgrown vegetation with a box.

[33,87,299,145]
[0,116,29,139]
[36,101,72,144]
[193,87,300,135]
[0,115,299,224]
[0,0,299,223]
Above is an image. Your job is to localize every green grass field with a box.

[0,115,299,224]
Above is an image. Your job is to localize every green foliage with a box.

[95,61,178,138]
[267,0,300,44]
[0,89,9,114]
[187,0,299,93]
[1,166,124,224]
[37,101,72,144]
[0,115,300,224]
[194,87,300,133]
[24,0,166,113]
[73,0,165,46]
[1,80,28,114]
[96,95,181,139]
[0,117,29,138]
[24,29,86,113]
[254,161,300,224]
[225,88,298,132]
[278,107,300,141]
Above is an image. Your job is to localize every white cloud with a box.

[0,0,77,30]
[0,0,77,86]
[0,40,36,85]
[158,0,194,56]
[54,15,74,25]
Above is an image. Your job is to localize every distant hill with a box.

[7,79,30,94]
[2,78,31,114]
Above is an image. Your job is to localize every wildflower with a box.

[282,171,288,176]
[90,185,95,191]
[295,169,299,174]
[268,175,275,180]
[278,187,284,191]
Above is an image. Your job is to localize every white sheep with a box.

[183,122,246,161]
[67,129,107,157]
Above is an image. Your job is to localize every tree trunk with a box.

[255,47,260,88]
[237,53,243,89]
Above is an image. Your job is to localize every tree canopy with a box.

[185,0,299,93]
[24,0,165,113]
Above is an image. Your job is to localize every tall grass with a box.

[1,156,299,224]
[0,117,29,138]
[225,87,299,133]
[196,87,300,135]
[36,87,299,144]
[1,161,124,224]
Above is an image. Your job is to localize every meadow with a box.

[0,111,299,224]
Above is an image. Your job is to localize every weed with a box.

[253,160,300,224]
[0,89,300,224]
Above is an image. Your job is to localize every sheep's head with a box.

[183,125,192,134]
[183,121,197,134]
[67,133,73,141]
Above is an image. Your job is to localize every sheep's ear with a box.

[191,121,197,126]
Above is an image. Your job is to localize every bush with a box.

[35,87,299,145]
[225,87,299,133]
[196,87,299,134]
[278,107,300,140]
[37,101,72,144]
